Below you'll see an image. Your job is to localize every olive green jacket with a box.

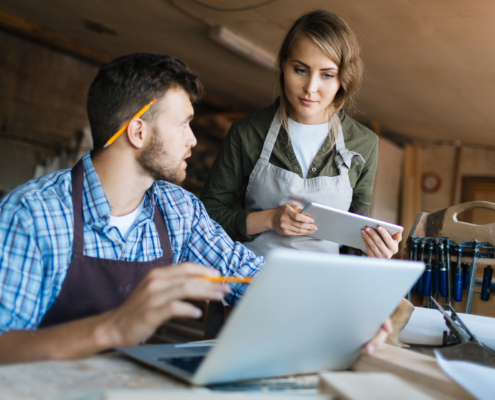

[201,99,379,242]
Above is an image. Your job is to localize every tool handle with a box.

[449,201,495,221]
[454,268,463,302]
[462,264,471,290]
[417,271,425,294]
[432,264,439,294]
[481,266,493,301]
[423,268,432,297]
[439,264,448,298]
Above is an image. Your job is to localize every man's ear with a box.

[126,118,149,149]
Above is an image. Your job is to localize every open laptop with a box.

[118,249,424,386]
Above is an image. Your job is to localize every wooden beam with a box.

[370,121,381,136]
[0,9,113,65]
[450,145,463,206]
[399,143,422,257]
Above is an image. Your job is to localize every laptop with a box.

[118,249,424,386]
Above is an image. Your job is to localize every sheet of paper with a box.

[436,352,495,400]
[399,307,495,349]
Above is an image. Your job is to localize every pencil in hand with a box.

[198,276,253,284]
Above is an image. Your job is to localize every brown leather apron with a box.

[39,159,173,328]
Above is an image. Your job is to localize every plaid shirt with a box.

[0,153,263,334]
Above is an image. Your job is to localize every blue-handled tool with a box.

[444,239,454,308]
[423,243,434,303]
[432,243,440,295]
[417,242,426,295]
[454,246,463,303]
[439,242,448,298]
[481,266,493,302]
[410,241,419,294]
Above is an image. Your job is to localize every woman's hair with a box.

[277,10,364,148]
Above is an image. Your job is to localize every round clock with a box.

[422,172,442,194]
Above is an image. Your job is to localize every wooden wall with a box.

[0,29,98,196]
[370,137,403,224]
[421,144,495,213]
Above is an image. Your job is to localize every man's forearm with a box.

[0,311,117,364]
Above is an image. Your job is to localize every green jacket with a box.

[201,100,379,243]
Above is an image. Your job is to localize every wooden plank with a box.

[319,372,435,400]
[351,344,475,400]
[0,9,113,64]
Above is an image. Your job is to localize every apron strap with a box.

[153,205,173,259]
[333,116,365,173]
[71,159,85,256]
[259,108,283,161]
[71,158,173,258]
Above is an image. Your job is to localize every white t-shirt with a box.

[108,198,145,238]
[287,118,330,178]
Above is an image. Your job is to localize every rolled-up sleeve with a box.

[181,197,264,305]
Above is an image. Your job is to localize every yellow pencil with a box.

[103,98,157,148]
[198,276,253,283]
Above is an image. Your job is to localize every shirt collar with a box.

[80,152,159,227]
[81,152,112,225]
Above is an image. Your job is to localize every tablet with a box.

[300,202,403,251]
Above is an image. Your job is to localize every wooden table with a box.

[0,352,322,400]
[0,352,190,400]
[0,345,475,400]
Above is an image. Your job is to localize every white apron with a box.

[242,108,365,257]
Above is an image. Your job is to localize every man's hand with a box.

[361,226,402,259]
[269,202,317,236]
[100,263,231,348]
[364,318,393,354]
[0,263,231,364]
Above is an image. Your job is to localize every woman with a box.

[201,10,401,258]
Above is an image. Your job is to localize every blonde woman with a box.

[201,10,401,258]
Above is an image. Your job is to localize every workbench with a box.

[0,344,475,400]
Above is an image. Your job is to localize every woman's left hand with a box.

[361,226,402,259]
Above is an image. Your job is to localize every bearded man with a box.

[0,53,390,364]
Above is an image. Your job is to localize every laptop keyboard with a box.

[159,356,205,373]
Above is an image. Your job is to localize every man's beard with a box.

[137,129,185,184]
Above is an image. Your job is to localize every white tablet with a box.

[300,202,403,251]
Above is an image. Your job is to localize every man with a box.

[0,53,390,364]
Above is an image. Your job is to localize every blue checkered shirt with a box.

[0,153,263,334]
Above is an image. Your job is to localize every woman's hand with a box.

[246,203,317,236]
[270,202,317,236]
[361,226,402,259]
[364,318,393,354]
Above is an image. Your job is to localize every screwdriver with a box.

[454,246,463,302]
[411,242,420,293]
[423,243,434,299]
[432,242,440,296]
[438,242,448,298]
[481,249,495,301]
[481,266,493,301]
[417,242,426,295]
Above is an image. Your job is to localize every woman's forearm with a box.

[246,210,274,235]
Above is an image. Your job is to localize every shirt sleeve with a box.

[180,197,264,305]
[200,122,261,243]
[0,204,44,334]
[349,137,379,217]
